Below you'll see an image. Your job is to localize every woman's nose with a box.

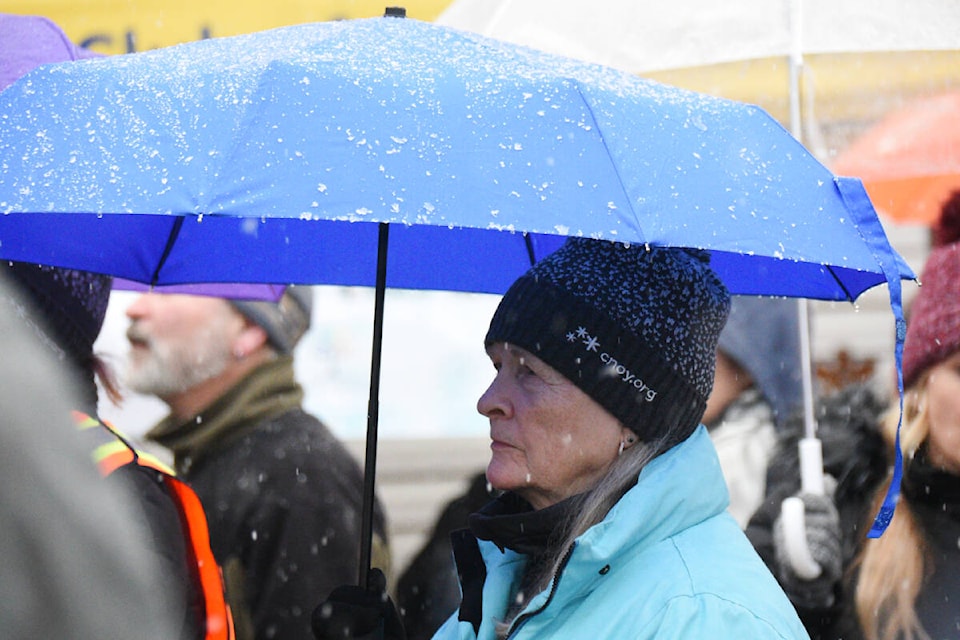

[477,373,507,419]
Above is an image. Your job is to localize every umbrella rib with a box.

[150,217,186,287]
[523,233,537,266]
[826,264,856,303]
[571,81,641,235]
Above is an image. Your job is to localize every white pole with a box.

[788,0,819,446]
[782,0,826,579]
[788,0,803,142]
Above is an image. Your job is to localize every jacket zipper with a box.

[506,543,577,639]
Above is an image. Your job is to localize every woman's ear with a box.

[620,427,637,450]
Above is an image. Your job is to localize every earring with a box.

[618,440,625,456]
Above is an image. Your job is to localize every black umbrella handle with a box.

[359,222,389,588]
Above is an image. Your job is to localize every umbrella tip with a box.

[384,6,406,17]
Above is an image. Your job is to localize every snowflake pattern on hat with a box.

[530,238,729,402]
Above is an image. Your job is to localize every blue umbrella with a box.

[0,14,914,581]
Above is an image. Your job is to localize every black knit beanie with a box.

[485,238,731,449]
[3,262,112,371]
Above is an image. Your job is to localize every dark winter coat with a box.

[148,356,389,640]
[896,447,960,639]
[109,461,205,639]
[395,472,493,640]
[745,383,890,640]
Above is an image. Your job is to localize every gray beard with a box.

[124,339,233,399]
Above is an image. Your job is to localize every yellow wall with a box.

[5,1,453,54]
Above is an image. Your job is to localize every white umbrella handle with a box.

[780,437,825,580]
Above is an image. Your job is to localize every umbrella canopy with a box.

[832,91,960,225]
[0,17,911,299]
[0,16,914,573]
[437,0,960,159]
[438,0,959,71]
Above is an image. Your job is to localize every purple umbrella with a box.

[0,13,99,88]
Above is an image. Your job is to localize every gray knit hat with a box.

[231,285,313,354]
[485,238,730,448]
[718,296,803,428]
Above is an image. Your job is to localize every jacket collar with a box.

[453,426,730,634]
[146,355,303,471]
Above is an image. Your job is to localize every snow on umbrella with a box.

[0,14,914,582]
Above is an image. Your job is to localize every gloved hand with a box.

[311,568,406,640]
[772,476,842,610]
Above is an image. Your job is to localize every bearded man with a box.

[124,288,390,640]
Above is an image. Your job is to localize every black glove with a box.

[772,478,842,610]
[312,568,406,640]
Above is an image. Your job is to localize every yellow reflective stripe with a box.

[93,445,136,476]
[71,411,177,477]
[73,411,101,431]
[136,450,176,476]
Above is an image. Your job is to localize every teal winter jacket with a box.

[434,426,809,640]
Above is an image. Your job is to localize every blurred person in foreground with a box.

[313,238,809,640]
[0,271,177,640]
[703,295,803,527]
[1,14,232,640]
[751,191,960,639]
[0,263,232,640]
[124,287,390,640]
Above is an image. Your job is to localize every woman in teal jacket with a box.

[439,424,806,639]
[314,238,809,640]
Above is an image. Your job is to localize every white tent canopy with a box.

[437,0,960,73]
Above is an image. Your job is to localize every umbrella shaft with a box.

[798,298,817,440]
[359,223,389,587]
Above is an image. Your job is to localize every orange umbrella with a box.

[832,90,960,225]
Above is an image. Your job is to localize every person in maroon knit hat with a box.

[848,190,960,640]
[903,191,960,386]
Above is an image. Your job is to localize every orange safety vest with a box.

[73,411,235,640]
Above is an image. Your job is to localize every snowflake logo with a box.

[583,335,600,352]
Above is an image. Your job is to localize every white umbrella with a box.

[437,0,959,70]
[438,0,952,570]
[437,0,960,159]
